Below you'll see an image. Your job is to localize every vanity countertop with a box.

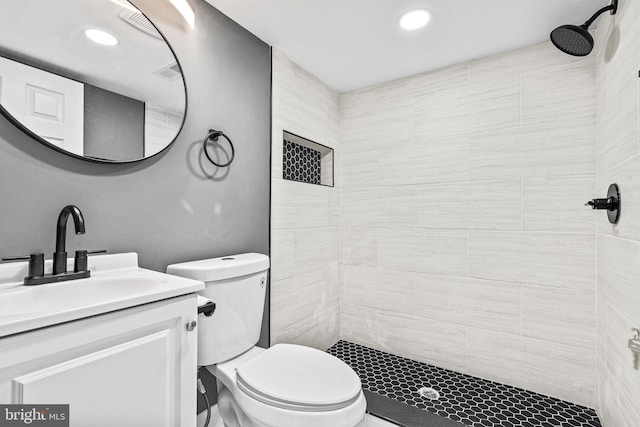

[0,253,204,338]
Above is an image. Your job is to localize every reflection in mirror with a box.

[0,0,187,163]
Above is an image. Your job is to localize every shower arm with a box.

[582,0,617,29]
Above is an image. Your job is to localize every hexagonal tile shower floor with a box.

[328,341,602,427]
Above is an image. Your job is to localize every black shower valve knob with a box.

[586,183,620,224]
[585,198,616,210]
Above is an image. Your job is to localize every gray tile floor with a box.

[202,405,393,427]
[364,390,465,427]
[367,414,400,427]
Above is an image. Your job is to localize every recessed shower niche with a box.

[282,131,334,187]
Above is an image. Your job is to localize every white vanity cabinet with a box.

[0,295,198,427]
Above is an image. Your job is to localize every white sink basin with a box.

[0,253,204,337]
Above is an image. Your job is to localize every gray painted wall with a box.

[0,0,271,409]
[84,83,144,161]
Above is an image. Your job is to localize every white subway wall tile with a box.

[377,136,470,186]
[413,274,521,334]
[605,306,640,418]
[466,76,520,133]
[416,181,521,231]
[470,232,595,290]
[272,179,329,230]
[599,154,640,241]
[270,325,293,346]
[604,22,640,107]
[271,49,341,347]
[596,295,608,361]
[470,120,595,181]
[293,227,340,276]
[270,266,339,334]
[341,226,377,267]
[523,176,596,233]
[467,329,596,407]
[379,63,469,100]
[342,265,414,314]
[291,303,341,351]
[521,61,595,116]
[596,357,640,427]
[521,96,595,130]
[469,43,586,84]
[340,303,383,350]
[597,234,640,327]
[376,311,468,373]
[341,187,416,227]
[415,85,470,138]
[597,78,639,173]
[378,228,468,276]
[270,230,294,282]
[596,5,640,423]
[341,150,378,191]
[328,189,340,227]
[522,286,596,349]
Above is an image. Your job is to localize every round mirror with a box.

[0,0,187,163]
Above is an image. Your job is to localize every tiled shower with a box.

[270,1,640,425]
[338,39,596,408]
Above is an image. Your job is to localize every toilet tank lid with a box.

[166,253,269,282]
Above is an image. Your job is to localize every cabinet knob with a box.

[186,320,197,332]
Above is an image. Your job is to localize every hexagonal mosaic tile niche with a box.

[282,131,333,187]
[328,341,601,427]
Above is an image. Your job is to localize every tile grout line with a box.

[520,284,524,337]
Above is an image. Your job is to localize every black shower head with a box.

[550,25,594,56]
[550,0,618,57]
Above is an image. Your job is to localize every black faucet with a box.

[0,205,97,285]
[53,205,86,275]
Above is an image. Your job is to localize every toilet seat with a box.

[235,344,362,412]
[211,345,367,427]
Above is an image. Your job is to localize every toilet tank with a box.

[166,253,270,366]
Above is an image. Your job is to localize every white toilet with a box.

[167,253,366,427]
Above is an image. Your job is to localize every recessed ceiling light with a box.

[399,9,432,31]
[84,28,119,46]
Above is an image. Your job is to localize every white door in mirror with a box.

[0,56,84,155]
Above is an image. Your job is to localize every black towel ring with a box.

[203,129,235,167]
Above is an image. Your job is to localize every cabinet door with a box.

[0,295,197,427]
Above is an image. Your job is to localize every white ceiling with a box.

[206,0,609,93]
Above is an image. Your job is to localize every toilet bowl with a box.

[211,345,366,427]
[166,253,366,427]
